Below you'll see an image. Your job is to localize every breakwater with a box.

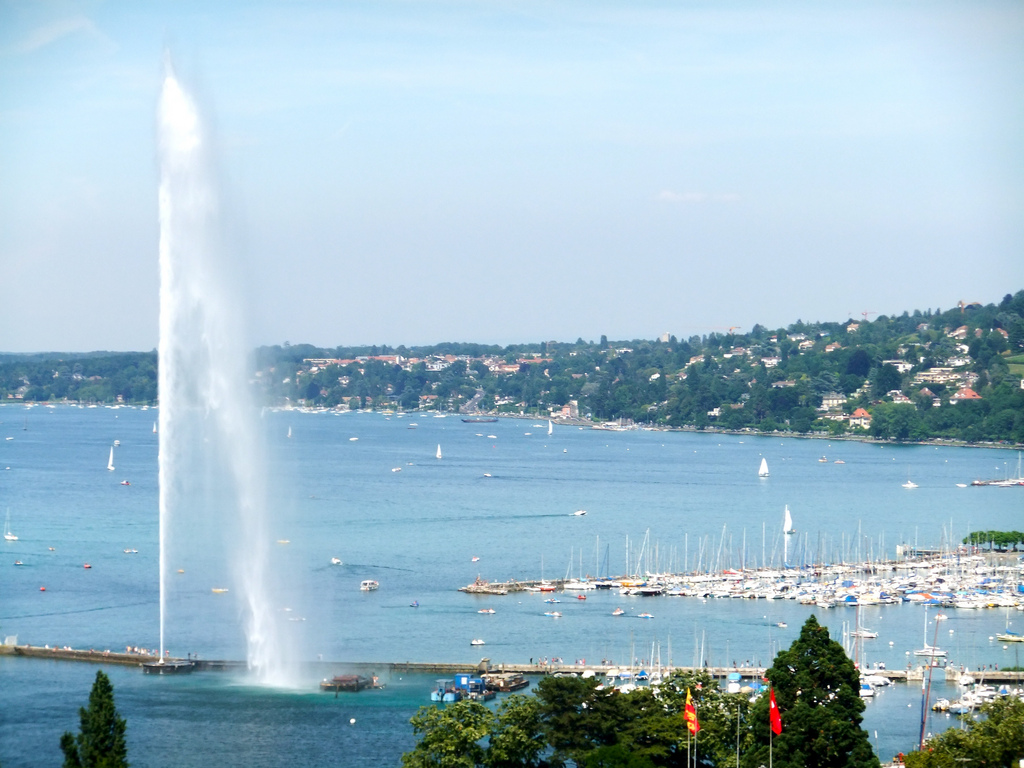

[6,644,1023,684]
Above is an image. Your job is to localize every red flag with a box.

[769,688,782,735]
[684,688,700,734]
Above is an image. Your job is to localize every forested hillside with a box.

[3,291,1023,444]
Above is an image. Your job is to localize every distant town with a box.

[3,291,1023,446]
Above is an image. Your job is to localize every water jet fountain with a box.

[146,61,292,683]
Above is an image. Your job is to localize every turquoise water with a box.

[1,405,1021,766]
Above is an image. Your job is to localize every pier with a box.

[5,644,1023,685]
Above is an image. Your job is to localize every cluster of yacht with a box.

[931,674,1024,714]
[549,554,1024,612]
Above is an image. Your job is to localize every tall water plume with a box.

[157,62,290,683]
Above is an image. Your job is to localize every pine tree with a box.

[60,670,129,768]
[743,615,878,768]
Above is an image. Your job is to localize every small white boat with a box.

[470,638,485,646]
[391,467,402,472]
[573,510,587,516]
[349,437,358,442]
[113,440,120,447]
[287,426,292,439]
[4,510,17,541]
[783,505,795,535]
[612,608,625,616]
[902,480,918,489]
[477,608,495,614]
[548,420,553,436]
[436,444,442,459]
[851,628,878,639]
[360,579,379,591]
[758,457,769,478]
[107,446,115,472]
[330,557,342,565]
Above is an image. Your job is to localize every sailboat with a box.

[783,505,795,535]
[4,509,17,541]
[436,444,442,460]
[287,426,292,439]
[914,609,947,657]
[107,446,115,472]
[548,420,553,436]
[902,470,918,489]
[152,421,157,434]
[758,457,769,478]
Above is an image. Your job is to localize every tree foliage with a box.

[742,615,878,768]
[903,697,1024,768]
[60,670,129,768]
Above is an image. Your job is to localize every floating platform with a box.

[319,674,381,692]
[142,660,195,675]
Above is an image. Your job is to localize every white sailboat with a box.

[436,444,442,460]
[782,504,795,567]
[152,421,157,434]
[758,457,769,478]
[107,446,115,472]
[548,420,553,436]
[914,608,947,657]
[4,509,17,541]
[287,426,292,439]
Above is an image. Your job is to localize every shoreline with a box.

[4,400,1023,453]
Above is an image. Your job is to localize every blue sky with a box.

[1,1,1022,352]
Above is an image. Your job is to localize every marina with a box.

[1,405,1023,766]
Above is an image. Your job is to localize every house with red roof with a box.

[849,408,872,429]
[949,387,982,404]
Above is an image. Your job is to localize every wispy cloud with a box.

[14,15,112,55]
[656,190,741,204]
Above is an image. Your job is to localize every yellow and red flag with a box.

[684,688,700,734]
[769,687,782,735]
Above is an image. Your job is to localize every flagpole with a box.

[769,725,773,768]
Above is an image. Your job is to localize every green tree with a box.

[402,700,493,768]
[485,695,549,768]
[903,697,1024,767]
[60,670,129,768]
[742,615,878,768]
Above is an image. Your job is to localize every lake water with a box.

[1,405,1021,766]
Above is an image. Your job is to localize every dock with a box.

[5,644,1022,684]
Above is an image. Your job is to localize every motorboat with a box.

[477,608,495,614]
[330,557,342,565]
[543,611,562,617]
[612,608,625,616]
[359,580,379,591]
[572,510,587,516]
[470,638,485,646]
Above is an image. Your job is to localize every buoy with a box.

[40,586,46,591]
[349,718,356,725]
